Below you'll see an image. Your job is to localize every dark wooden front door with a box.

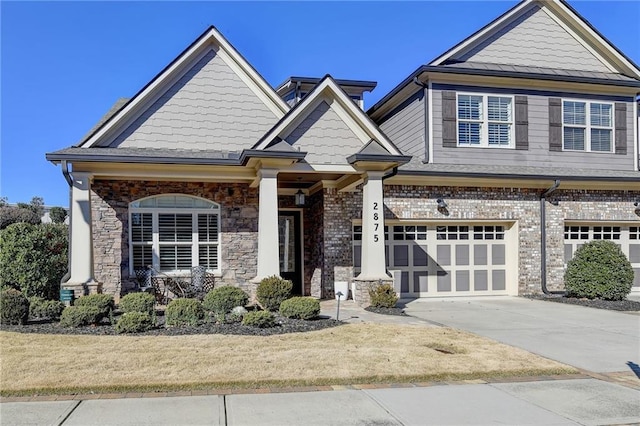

[278,211,302,295]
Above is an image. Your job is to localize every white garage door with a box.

[564,224,640,292]
[353,222,517,297]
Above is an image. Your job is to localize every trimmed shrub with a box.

[119,292,155,315]
[74,294,114,322]
[256,276,292,311]
[202,286,248,317]
[0,222,68,299]
[242,310,276,328]
[227,306,248,323]
[279,297,320,320]
[29,296,65,320]
[368,283,399,308]
[115,312,153,334]
[0,288,29,325]
[59,305,103,327]
[165,298,204,326]
[565,240,634,301]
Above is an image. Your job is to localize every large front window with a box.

[457,94,513,147]
[562,100,613,152]
[129,195,220,273]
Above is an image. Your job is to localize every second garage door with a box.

[353,222,518,297]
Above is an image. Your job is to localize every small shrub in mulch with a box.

[242,310,276,328]
[256,276,292,311]
[279,297,320,320]
[165,298,204,326]
[119,292,155,315]
[368,283,399,308]
[0,288,29,325]
[115,312,154,334]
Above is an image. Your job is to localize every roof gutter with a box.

[540,179,564,295]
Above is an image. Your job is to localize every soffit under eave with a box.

[385,174,640,191]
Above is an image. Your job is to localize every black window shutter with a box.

[614,102,627,155]
[515,96,528,150]
[549,98,562,152]
[442,91,457,148]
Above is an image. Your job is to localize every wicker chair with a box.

[183,265,215,300]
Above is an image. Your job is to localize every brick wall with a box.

[91,180,259,296]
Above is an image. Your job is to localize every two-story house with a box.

[46,0,639,303]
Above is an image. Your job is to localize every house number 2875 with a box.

[373,202,380,242]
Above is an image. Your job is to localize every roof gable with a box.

[430,0,640,79]
[80,26,289,149]
[255,75,403,166]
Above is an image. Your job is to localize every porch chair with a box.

[183,265,215,300]
[134,266,165,304]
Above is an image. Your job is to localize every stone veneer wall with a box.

[91,180,259,297]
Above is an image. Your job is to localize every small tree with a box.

[49,207,68,224]
[0,206,40,229]
[0,223,68,299]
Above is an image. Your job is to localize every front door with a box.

[278,211,303,295]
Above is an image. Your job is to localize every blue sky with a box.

[2,1,639,207]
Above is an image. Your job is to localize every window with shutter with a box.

[455,93,514,148]
[561,100,614,152]
[129,195,220,273]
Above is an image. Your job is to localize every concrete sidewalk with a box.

[2,377,639,425]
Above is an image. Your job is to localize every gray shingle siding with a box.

[108,48,279,150]
[456,5,610,73]
[429,85,635,171]
[377,89,426,158]
[283,100,364,165]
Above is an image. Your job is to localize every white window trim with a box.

[129,195,221,275]
[561,99,615,153]
[456,92,515,149]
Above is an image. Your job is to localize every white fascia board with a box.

[209,27,290,115]
[429,0,533,66]
[80,27,289,148]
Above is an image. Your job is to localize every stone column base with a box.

[62,281,103,300]
[352,279,393,307]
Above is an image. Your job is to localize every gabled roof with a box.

[429,0,640,79]
[254,75,403,157]
[78,26,290,148]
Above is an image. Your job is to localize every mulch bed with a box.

[0,313,343,337]
[527,295,640,311]
[364,306,408,316]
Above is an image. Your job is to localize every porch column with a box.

[63,172,101,294]
[357,171,390,280]
[253,168,280,281]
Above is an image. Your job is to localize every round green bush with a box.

[242,310,276,328]
[202,286,248,316]
[29,296,65,320]
[368,283,399,308]
[115,312,154,334]
[0,222,68,299]
[59,305,103,327]
[0,288,30,325]
[565,240,634,301]
[74,294,114,322]
[279,297,320,320]
[165,298,204,326]
[256,276,292,311]
[119,292,155,315]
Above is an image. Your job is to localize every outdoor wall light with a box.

[436,198,448,209]
[295,189,305,207]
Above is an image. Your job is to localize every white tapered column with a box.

[253,169,280,281]
[64,172,100,293]
[357,171,390,280]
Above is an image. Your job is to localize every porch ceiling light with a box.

[295,189,305,207]
[436,198,448,209]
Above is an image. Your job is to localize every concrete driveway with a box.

[403,296,640,373]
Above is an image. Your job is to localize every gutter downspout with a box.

[382,167,398,182]
[294,81,302,105]
[412,77,429,163]
[540,179,563,295]
[60,160,72,284]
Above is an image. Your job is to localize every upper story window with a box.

[129,195,220,274]
[562,100,613,152]
[457,94,513,148]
